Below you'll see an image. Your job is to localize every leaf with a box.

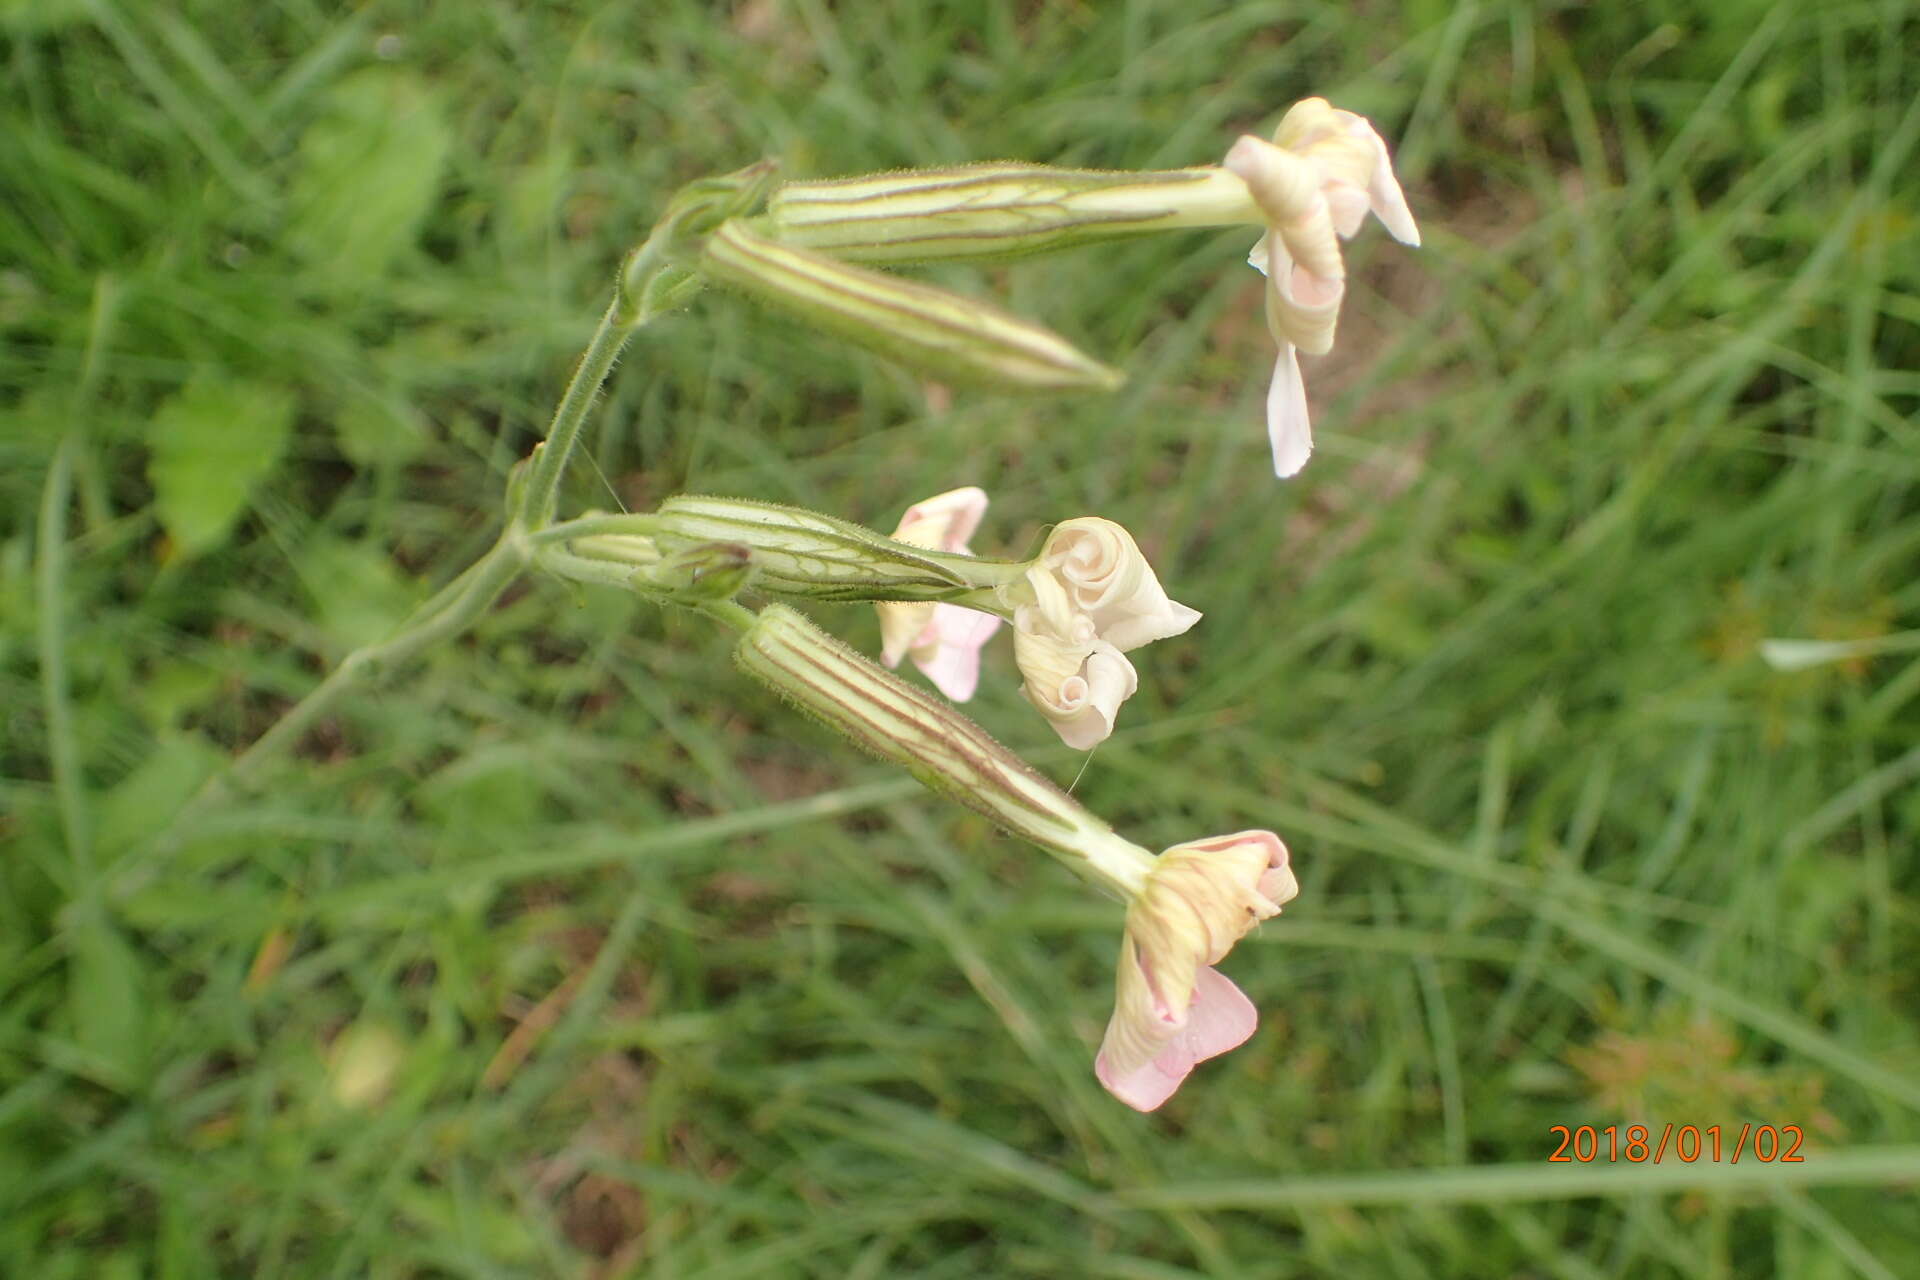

[67,906,148,1088]
[296,534,422,651]
[334,389,429,467]
[95,733,225,863]
[147,375,297,557]
[287,68,452,286]
[133,658,225,730]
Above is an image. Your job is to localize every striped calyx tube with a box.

[652,495,1027,603]
[765,163,1262,264]
[733,604,1156,899]
[697,218,1123,392]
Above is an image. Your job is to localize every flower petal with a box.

[877,600,936,667]
[913,604,1002,701]
[893,485,989,553]
[1095,966,1258,1112]
[1363,128,1421,247]
[1182,965,1261,1063]
[1265,346,1313,478]
[1019,636,1138,749]
[1042,518,1203,652]
[1100,600,1202,653]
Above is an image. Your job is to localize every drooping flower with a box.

[736,607,1303,1113]
[1009,518,1199,748]
[1095,829,1298,1112]
[876,487,1004,701]
[1221,98,1420,478]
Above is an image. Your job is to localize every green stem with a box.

[535,546,656,592]
[693,598,758,633]
[36,434,91,882]
[529,512,667,545]
[221,538,528,789]
[111,536,529,904]
[523,294,644,529]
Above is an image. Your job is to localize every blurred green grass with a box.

[5,0,1920,1275]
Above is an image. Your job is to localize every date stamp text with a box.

[1548,1124,1805,1164]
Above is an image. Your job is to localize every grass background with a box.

[6,0,1920,1274]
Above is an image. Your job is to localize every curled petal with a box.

[1139,828,1294,966]
[1014,622,1138,749]
[1272,96,1341,152]
[1228,99,1419,480]
[1093,828,1293,1109]
[1042,518,1202,652]
[1263,227,1343,355]
[1223,135,1345,286]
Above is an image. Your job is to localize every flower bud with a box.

[735,605,1155,896]
[653,494,1025,602]
[1096,830,1298,1111]
[621,159,781,315]
[698,218,1123,392]
[766,163,1261,264]
[649,541,755,599]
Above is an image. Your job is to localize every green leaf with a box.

[67,906,148,1088]
[288,68,452,286]
[95,733,225,864]
[147,375,297,557]
[296,534,422,651]
[334,389,429,468]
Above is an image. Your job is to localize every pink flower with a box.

[1221,99,1419,478]
[875,486,1003,701]
[1094,830,1298,1111]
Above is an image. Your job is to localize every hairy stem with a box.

[523,294,644,529]
[222,538,528,787]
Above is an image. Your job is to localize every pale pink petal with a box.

[1363,129,1420,246]
[1266,346,1313,478]
[1182,965,1261,1062]
[1286,261,1344,311]
[1095,967,1258,1112]
[913,605,1001,702]
[1325,182,1371,238]
[1266,225,1342,355]
[896,485,988,553]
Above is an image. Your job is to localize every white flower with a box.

[1096,830,1298,1112]
[875,487,1004,701]
[1221,98,1419,477]
[1039,517,1201,650]
[1009,518,1199,749]
[1012,569,1140,750]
